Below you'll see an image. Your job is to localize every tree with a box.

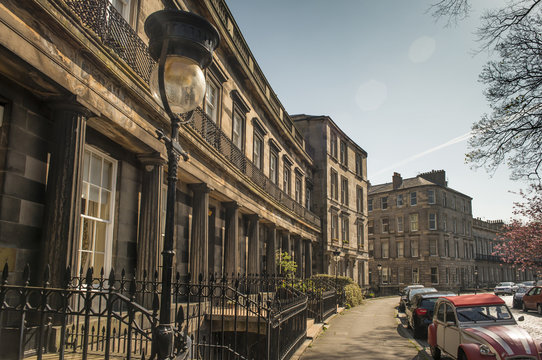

[276,251,297,279]
[493,185,542,272]
[430,0,542,181]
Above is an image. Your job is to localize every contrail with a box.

[372,131,473,176]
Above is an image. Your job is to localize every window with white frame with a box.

[381,240,389,258]
[381,196,388,210]
[340,140,347,165]
[305,183,312,210]
[79,147,117,273]
[330,131,337,158]
[110,0,132,22]
[444,238,449,257]
[331,212,339,240]
[382,266,390,284]
[341,177,349,205]
[411,238,419,257]
[205,80,219,122]
[356,186,363,212]
[410,191,417,206]
[283,164,291,195]
[431,267,439,284]
[269,149,278,184]
[409,213,418,232]
[232,110,244,150]
[429,213,437,230]
[398,267,404,284]
[368,219,374,235]
[381,217,389,233]
[396,194,403,207]
[430,238,438,256]
[397,241,404,257]
[368,199,373,211]
[295,174,302,204]
[330,169,338,200]
[253,131,263,169]
[396,216,404,232]
[428,189,435,204]
[355,153,362,177]
[412,267,419,283]
[357,222,363,249]
[443,214,447,231]
[341,216,349,243]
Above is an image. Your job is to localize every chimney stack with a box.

[392,172,402,189]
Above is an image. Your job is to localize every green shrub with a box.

[344,283,364,307]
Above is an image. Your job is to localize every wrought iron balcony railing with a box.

[475,253,501,262]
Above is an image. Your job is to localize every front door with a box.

[444,304,461,357]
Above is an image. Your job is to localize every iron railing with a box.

[186,108,321,228]
[0,263,308,360]
[475,253,501,262]
[295,278,337,323]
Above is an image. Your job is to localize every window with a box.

[341,177,349,205]
[253,131,263,169]
[443,192,447,207]
[444,238,449,257]
[357,222,363,249]
[331,212,339,240]
[397,241,404,257]
[431,267,439,284]
[398,267,404,284]
[269,150,278,183]
[369,239,374,257]
[0,103,5,127]
[232,110,244,149]
[330,170,338,200]
[305,183,312,210]
[283,164,291,195]
[356,186,363,212]
[453,218,457,233]
[455,241,459,258]
[368,219,374,235]
[205,80,219,122]
[381,196,388,210]
[412,268,419,283]
[330,132,338,158]
[295,174,302,203]
[110,0,132,22]
[355,153,363,177]
[429,213,437,230]
[79,147,117,273]
[409,213,418,232]
[382,266,390,284]
[411,239,419,257]
[368,199,373,211]
[443,214,447,231]
[430,238,438,256]
[396,216,404,232]
[341,217,349,243]
[381,218,389,233]
[428,190,435,204]
[396,194,403,207]
[340,140,347,165]
[446,268,450,284]
[410,192,417,206]
[462,219,466,235]
[381,240,389,258]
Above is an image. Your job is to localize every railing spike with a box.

[86,267,93,285]
[143,269,147,280]
[176,271,180,282]
[152,293,160,312]
[121,268,126,279]
[100,267,104,278]
[64,265,71,288]
[198,273,203,283]
[210,273,215,283]
[2,262,8,284]
[108,268,116,284]
[129,276,136,297]
[154,270,159,281]
[23,263,30,286]
[176,305,184,326]
[43,264,50,286]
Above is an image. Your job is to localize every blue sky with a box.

[226,0,529,221]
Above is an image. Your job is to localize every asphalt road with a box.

[300,297,426,359]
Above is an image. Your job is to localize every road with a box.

[300,297,426,359]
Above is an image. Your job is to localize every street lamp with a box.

[145,9,219,360]
[377,263,382,296]
[474,268,479,295]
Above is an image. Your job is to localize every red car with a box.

[522,286,542,314]
[428,294,542,360]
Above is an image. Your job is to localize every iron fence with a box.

[0,264,308,360]
[294,278,337,323]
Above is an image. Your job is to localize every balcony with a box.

[475,253,501,262]
[57,0,320,228]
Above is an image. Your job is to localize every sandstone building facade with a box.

[293,115,369,287]
[368,170,476,293]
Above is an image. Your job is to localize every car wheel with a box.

[413,323,423,339]
[430,345,441,360]
[512,300,519,309]
[522,302,528,312]
[458,349,469,360]
[538,304,542,315]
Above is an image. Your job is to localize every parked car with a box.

[493,282,516,295]
[398,285,424,312]
[520,280,535,287]
[522,286,542,314]
[512,285,532,309]
[405,287,437,310]
[428,294,540,360]
[405,292,456,338]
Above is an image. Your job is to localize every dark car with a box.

[405,292,456,338]
[512,285,532,309]
[398,285,424,312]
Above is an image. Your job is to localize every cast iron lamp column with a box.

[145,9,219,359]
[377,263,382,296]
[333,250,341,305]
[474,268,479,295]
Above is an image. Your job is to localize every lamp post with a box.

[474,268,479,295]
[333,250,341,303]
[145,9,219,359]
[377,263,382,296]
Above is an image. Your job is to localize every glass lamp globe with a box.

[150,55,206,115]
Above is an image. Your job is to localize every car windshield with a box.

[456,305,513,323]
[516,287,528,293]
[409,288,437,300]
[497,282,514,286]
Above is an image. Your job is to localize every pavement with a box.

[298,297,428,359]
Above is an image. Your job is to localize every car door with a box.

[444,304,461,357]
[524,288,537,309]
[435,302,446,348]
[532,287,542,309]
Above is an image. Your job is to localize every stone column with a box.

[189,183,211,283]
[223,202,239,277]
[266,225,277,275]
[136,153,164,282]
[294,237,303,278]
[41,102,90,287]
[304,240,312,278]
[247,214,260,275]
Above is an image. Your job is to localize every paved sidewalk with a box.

[300,297,426,359]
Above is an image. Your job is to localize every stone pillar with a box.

[189,183,211,283]
[223,202,239,277]
[266,225,277,275]
[247,214,260,275]
[136,153,164,282]
[294,237,303,278]
[304,240,312,278]
[41,102,90,286]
